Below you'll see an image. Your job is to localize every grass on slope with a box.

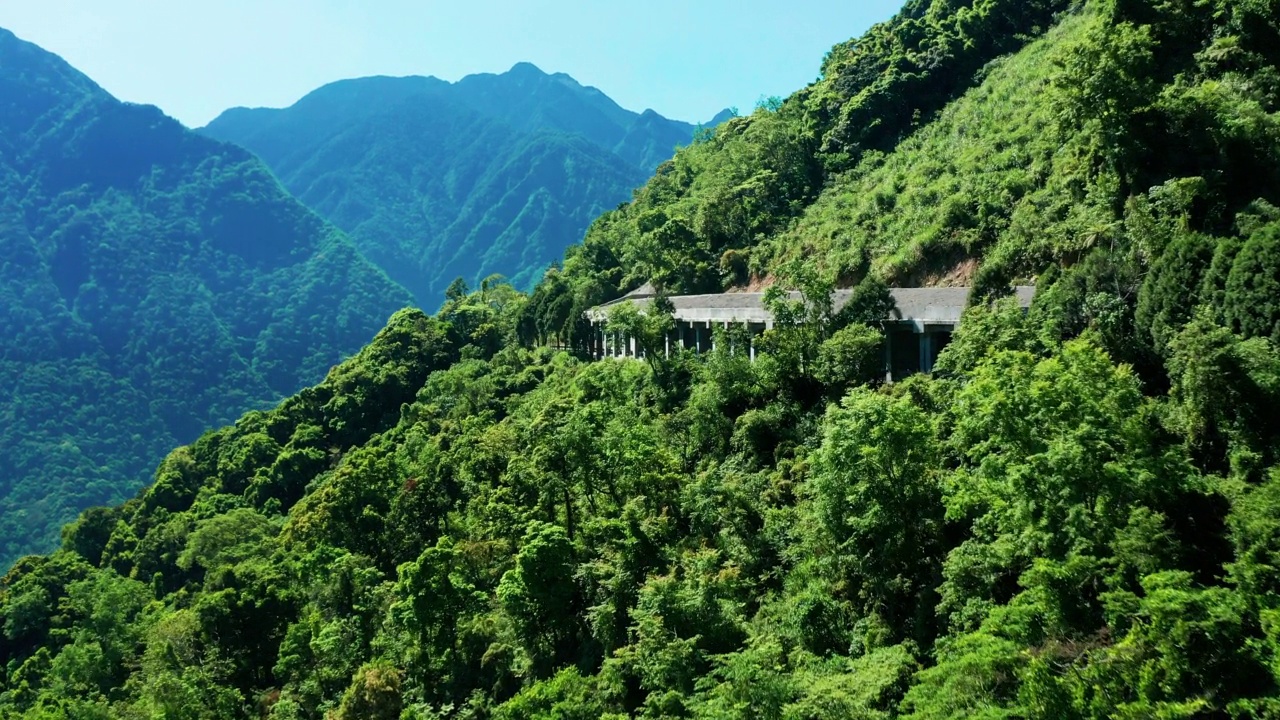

[769,9,1093,287]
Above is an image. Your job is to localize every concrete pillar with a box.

[884,329,894,383]
[921,332,934,373]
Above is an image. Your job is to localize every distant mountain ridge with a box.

[200,64,730,306]
[0,27,414,567]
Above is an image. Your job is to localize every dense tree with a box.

[7,0,1280,717]
[1224,221,1280,344]
[809,390,942,645]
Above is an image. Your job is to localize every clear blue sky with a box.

[0,0,904,128]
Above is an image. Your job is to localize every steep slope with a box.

[528,0,1280,350]
[764,0,1280,301]
[12,1,1280,719]
[0,28,414,568]
[766,11,1077,285]
[521,0,1072,346]
[199,65,718,307]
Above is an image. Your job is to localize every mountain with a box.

[0,28,413,568]
[198,64,721,307]
[10,0,1280,718]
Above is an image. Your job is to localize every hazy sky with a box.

[0,0,904,128]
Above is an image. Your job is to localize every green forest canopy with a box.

[7,0,1280,718]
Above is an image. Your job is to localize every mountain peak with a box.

[0,25,108,96]
[706,108,738,127]
[508,61,548,77]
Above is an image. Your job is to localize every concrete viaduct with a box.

[585,284,1035,381]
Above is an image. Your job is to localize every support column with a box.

[884,329,894,383]
[919,332,932,374]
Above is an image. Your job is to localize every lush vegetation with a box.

[200,65,727,307]
[0,29,413,568]
[9,0,1280,717]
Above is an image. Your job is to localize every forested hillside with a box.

[8,0,1280,718]
[0,29,413,569]
[200,65,723,307]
